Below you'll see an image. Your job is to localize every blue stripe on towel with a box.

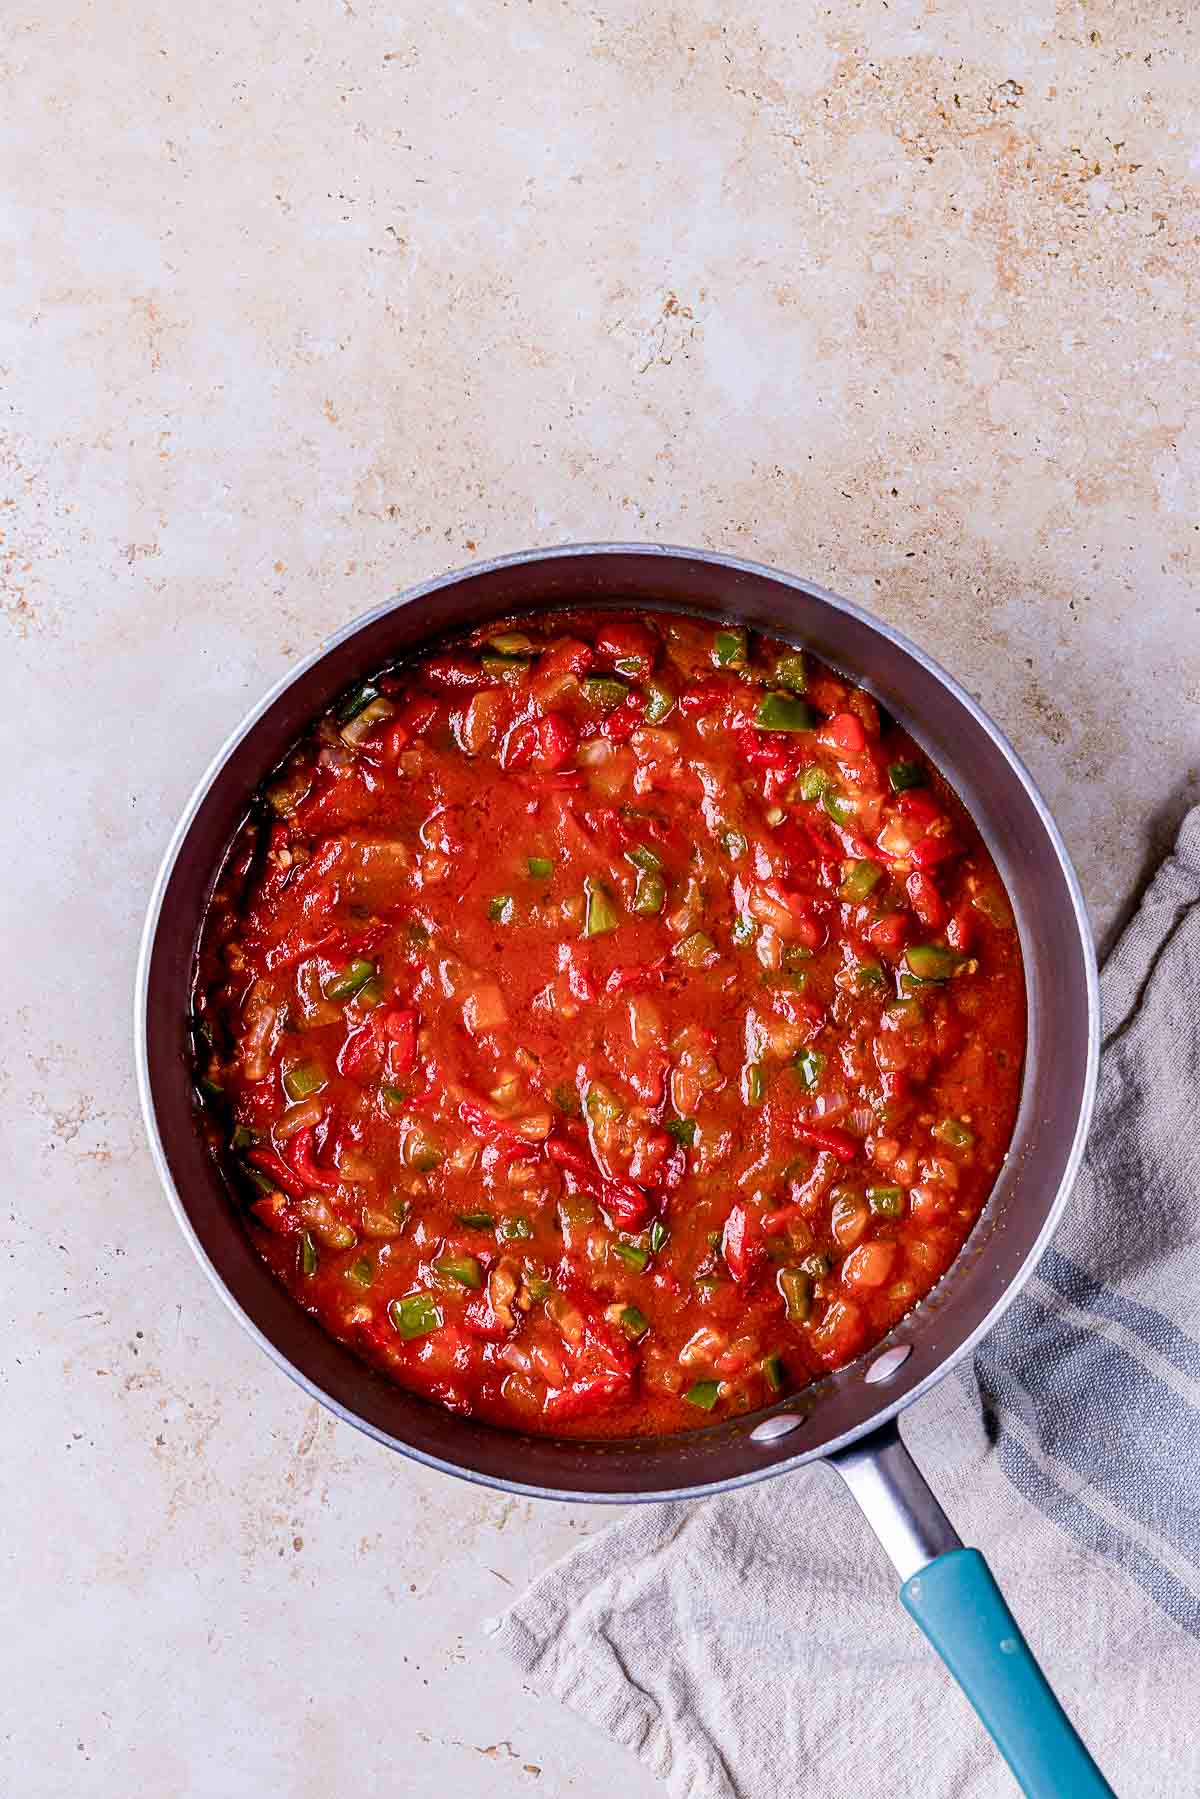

[995,1431,1200,1641]
[977,1294,1200,1566]
[1038,1247,1200,1384]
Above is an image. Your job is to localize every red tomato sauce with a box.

[192,611,1025,1436]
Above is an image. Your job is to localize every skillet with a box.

[136,543,1112,1797]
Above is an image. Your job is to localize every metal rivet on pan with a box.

[864,1344,912,1385]
[750,1414,804,1443]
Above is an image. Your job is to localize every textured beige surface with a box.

[2,3,1198,1795]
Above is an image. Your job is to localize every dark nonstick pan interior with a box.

[137,543,1098,1502]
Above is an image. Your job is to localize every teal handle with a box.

[901,1549,1115,1797]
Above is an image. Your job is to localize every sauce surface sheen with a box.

[193,609,1025,1437]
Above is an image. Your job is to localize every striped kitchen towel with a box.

[489,807,1200,1797]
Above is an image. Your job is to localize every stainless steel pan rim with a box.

[134,540,1100,1505]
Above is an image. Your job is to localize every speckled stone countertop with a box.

[3,4,1197,1795]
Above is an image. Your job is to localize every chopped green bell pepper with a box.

[714,627,748,666]
[390,1292,443,1339]
[905,943,958,981]
[643,679,676,723]
[433,1254,483,1290]
[754,691,817,732]
[324,959,378,1001]
[581,675,629,710]
[335,681,379,724]
[283,1062,326,1101]
[583,878,620,936]
[778,1267,813,1321]
[867,1184,905,1217]
[823,789,857,827]
[633,870,666,915]
[888,760,927,792]
[840,859,883,902]
[684,1379,721,1411]
[934,1116,975,1149]
[797,765,833,801]
[774,652,808,693]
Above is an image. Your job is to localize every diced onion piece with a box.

[297,1196,357,1249]
[578,738,613,767]
[679,1325,727,1366]
[877,816,917,859]
[830,1188,868,1248]
[513,1111,553,1142]
[274,1097,326,1140]
[459,688,508,753]
[841,1241,897,1290]
[361,1208,402,1239]
[462,981,508,1034]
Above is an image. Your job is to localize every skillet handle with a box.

[830,1422,1115,1798]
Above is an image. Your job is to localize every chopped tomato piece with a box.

[946,904,975,954]
[292,770,369,835]
[541,637,594,679]
[383,696,443,759]
[906,870,947,931]
[460,1097,529,1145]
[841,1240,897,1291]
[797,1123,859,1161]
[721,1202,764,1283]
[421,653,493,691]
[605,961,668,995]
[246,1145,307,1199]
[542,1371,631,1421]
[735,724,804,772]
[679,677,736,719]
[819,712,867,755]
[536,713,577,769]
[500,720,538,769]
[382,1007,418,1072]
[285,1126,342,1195]
[760,1202,807,1237]
[911,835,960,870]
[600,697,644,743]
[896,789,942,828]
[463,1295,512,1342]
[869,911,909,956]
[594,618,657,677]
